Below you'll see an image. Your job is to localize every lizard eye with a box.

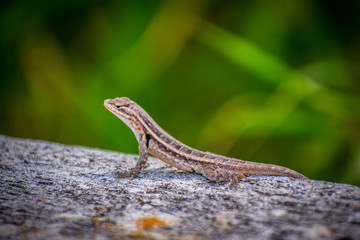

[115,104,130,109]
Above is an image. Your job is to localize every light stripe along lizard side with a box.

[104,97,307,188]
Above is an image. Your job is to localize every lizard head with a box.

[104,97,145,142]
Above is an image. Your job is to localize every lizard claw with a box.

[115,171,132,178]
[229,176,239,189]
[228,174,258,189]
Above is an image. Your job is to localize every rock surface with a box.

[0,135,359,240]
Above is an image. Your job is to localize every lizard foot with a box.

[115,171,136,179]
[229,174,258,189]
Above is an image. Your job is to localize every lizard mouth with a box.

[104,99,115,110]
[104,100,121,116]
[104,99,132,121]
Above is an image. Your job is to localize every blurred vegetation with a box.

[1,0,359,185]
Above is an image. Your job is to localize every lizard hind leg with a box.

[229,173,258,189]
[229,176,239,189]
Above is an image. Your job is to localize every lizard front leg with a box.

[116,133,148,179]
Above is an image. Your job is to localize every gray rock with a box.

[0,135,359,240]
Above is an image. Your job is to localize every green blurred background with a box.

[1,0,359,185]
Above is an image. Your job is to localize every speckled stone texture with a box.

[0,135,359,240]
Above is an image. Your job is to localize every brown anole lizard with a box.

[104,97,307,188]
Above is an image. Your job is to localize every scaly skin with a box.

[104,97,307,188]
